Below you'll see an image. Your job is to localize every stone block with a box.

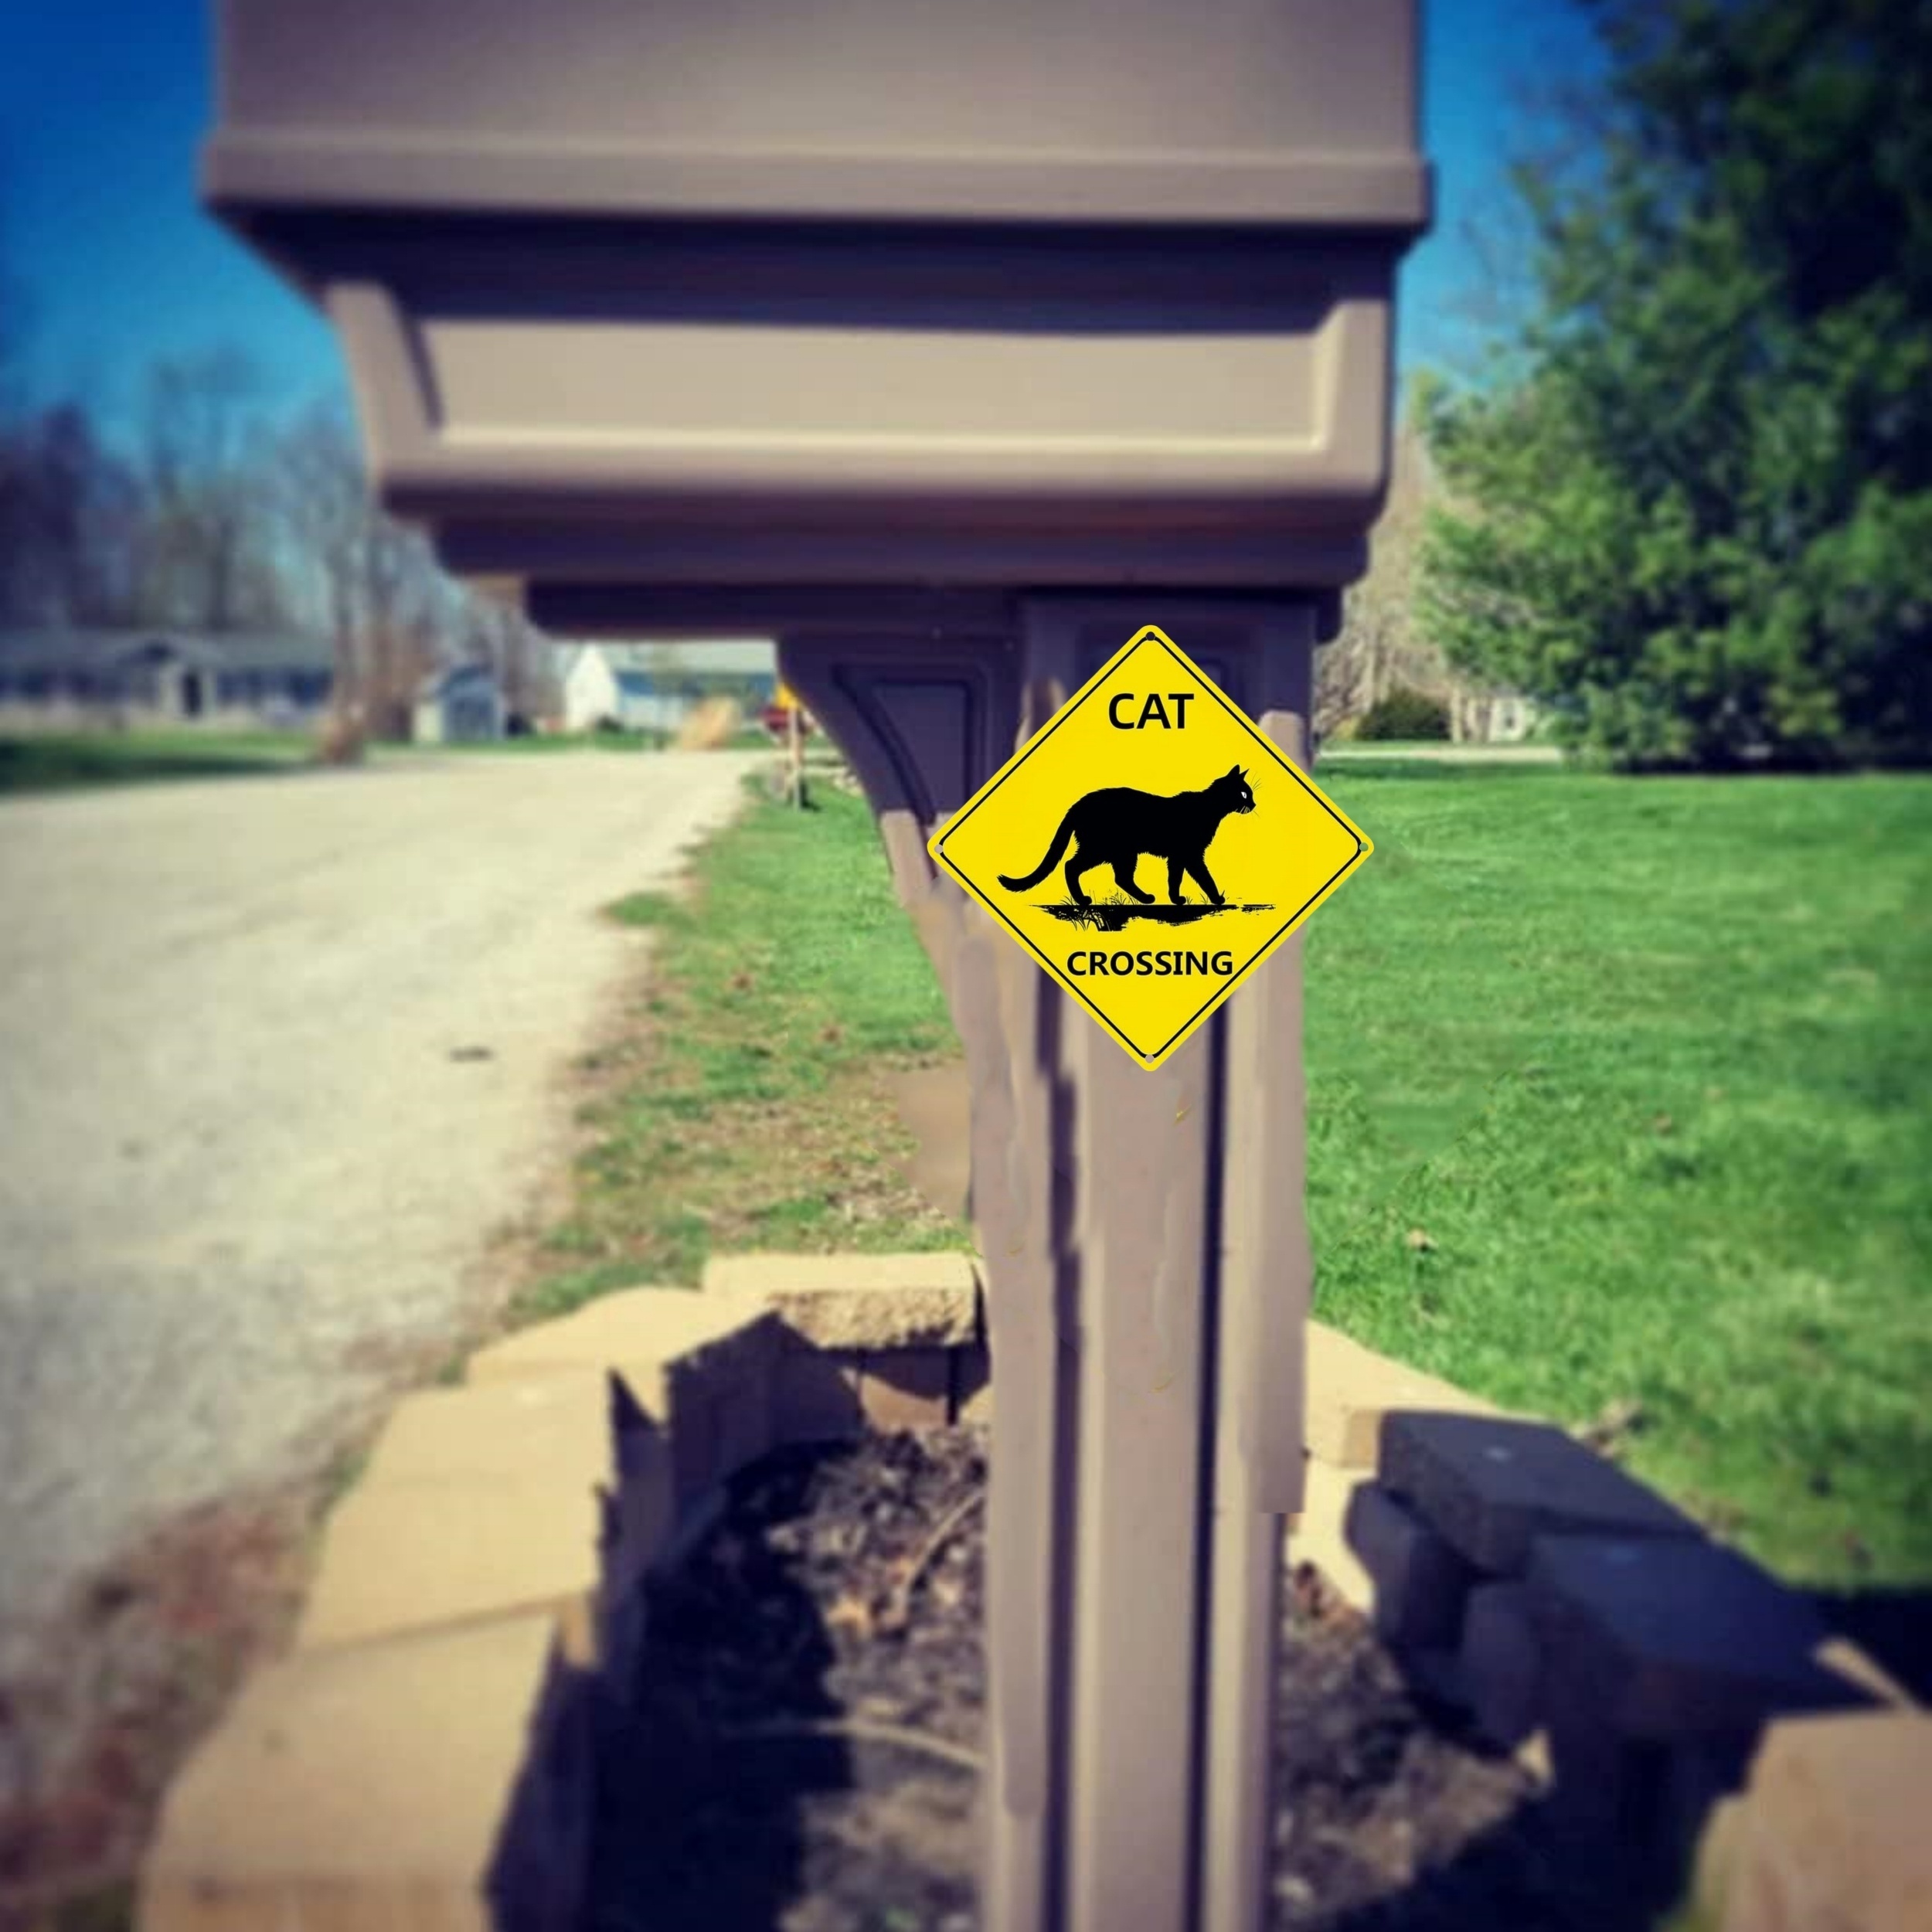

[1685,1793,1749,1931]
[1526,1535,1851,1739]
[1287,1456,1373,1614]
[859,1346,954,1431]
[1720,1713,1932,1932]
[1304,1322,1502,1470]
[772,1347,866,1443]
[467,1288,778,1507]
[1458,1580,1543,1750]
[298,1478,603,1665]
[467,1287,776,1403]
[141,1614,588,1932]
[1539,1664,1672,1852]
[1659,1733,1757,1915]
[363,1370,614,1493]
[1344,1479,1478,1651]
[1815,1634,1920,1710]
[603,1437,680,1600]
[1379,1410,1699,1575]
[955,1340,992,1426]
[706,1250,980,1351]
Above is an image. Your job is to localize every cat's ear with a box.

[1226,763,1242,778]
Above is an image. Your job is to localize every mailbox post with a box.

[204,6,1428,1926]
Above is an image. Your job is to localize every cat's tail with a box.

[998,808,1077,893]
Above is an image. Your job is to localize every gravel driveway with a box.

[0,750,753,1664]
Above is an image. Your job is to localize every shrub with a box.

[1355,689,1451,742]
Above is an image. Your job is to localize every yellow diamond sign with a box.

[929,626,1372,1070]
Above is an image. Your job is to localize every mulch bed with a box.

[590,1429,1655,1932]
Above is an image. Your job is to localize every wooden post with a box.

[787,697,805,808]
[779,595,1315,1932]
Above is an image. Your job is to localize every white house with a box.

[413,661,505,743]
[560,647,690,734]
[559,639,778,734]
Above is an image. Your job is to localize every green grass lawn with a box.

[0,729,313,794]
[562,766,1928,1587]
[1304,763,1932,1587]
[510,784,966,1326]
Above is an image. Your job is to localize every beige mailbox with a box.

[205,6,1428,1929]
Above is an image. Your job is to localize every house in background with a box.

[0,628,334,729]
[559,639,778,734]
[412,661,506,743]
[560,647,690,735]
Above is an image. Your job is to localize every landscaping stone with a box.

[1458,1580,1544,1750]
[362,1369,615,1492]
[955,1339,992,1425]
[1379,1411,1699,1575]
[1719,1713,1932,1932]
[1815,1634,1921,1710]
[1304,1322,1502,1470]
[1526,1534,1853,1739]
[468,1286,776,1398]
[1660,1733,1757,1915]
[859,1345,954,1430]
[1289,1457,1373,1614]
[706,1250,981,1351]
[772,1346,866,1442]
[1537,1664,1672,1852]
[1343,1479,1479,1651]
[297,1478,604,1665]
[141,1612,588,1932]
[466,1288,780,1508]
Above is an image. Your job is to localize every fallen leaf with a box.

[825,1593,876,1641]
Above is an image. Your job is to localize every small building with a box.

[560,648,692,735]
[0,628,334,728]
[413,661,505,743]
[560,640,777,735]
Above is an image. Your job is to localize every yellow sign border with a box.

[927,625,1372,1070]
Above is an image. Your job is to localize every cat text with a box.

[1107,692,1196,730]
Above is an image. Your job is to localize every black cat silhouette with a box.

[998,765,1257,907]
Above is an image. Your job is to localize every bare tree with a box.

[460,588,556,726]
[1318,411,1433,731]
[140,345,277,628]
[274,401,444,737]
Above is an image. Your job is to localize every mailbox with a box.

[205,10,1428,1932]
[204,0,1426,613]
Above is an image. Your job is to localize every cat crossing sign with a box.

[929,626,1372,1070]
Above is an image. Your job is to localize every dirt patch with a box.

[590,1430,1646,1932]
[0,1484,315,1929]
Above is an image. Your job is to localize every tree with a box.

[140,346,284,629]
[274,401,444,737]
[1420,0,1932,769]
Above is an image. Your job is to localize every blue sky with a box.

[1,0,1599,437]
